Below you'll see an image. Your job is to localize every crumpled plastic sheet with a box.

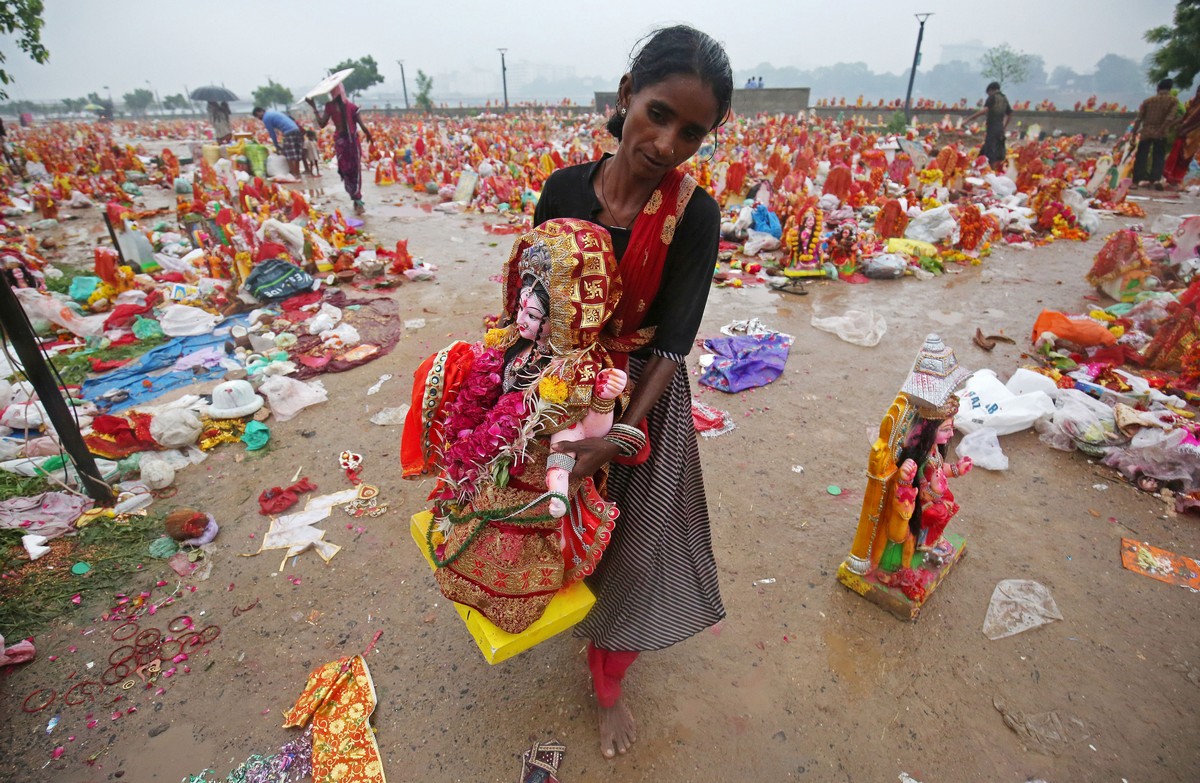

[258,376,328,422]
[1035,388,1124,455]
[955,427,1008,470]
[982,579,1063,640]
[904,204,960,245]
[810,308,887,347]
[1102,426,1200,493]
[993,696,1089,756]
[0,491,92,540]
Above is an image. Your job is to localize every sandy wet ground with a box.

[1,150,1198,782]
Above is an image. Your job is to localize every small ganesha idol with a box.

[838,334,974,620]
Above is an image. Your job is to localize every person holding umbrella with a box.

[307,81,372,215]
[190,87,238,145]
[208,102,231,144]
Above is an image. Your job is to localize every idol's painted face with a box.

[935,418,955,445]
[515,286,547,345]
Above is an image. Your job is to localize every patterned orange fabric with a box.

[282,655,386,783]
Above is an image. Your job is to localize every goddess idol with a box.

[402,218,628,633]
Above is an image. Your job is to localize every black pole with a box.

[903,14,933,122]
[398,62,409,110]
[0,277,115,504]
[499,49,509,113]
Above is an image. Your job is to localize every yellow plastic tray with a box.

[410,511,595,664]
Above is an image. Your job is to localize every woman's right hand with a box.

[553,437,619,479]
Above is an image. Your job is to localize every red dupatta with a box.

[605,166,698,356]
[603,166,698,465]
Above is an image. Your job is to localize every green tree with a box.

[980,43,1033,87]
[1145,0,1200,89]
[123,88,154,116]
[328,55,384,97]
[253,79,293,109]
[415,69,433,112]
[60,96,85,113]
[162,93,189,113]
[0,1,48,101]
[1093,54,1150,99]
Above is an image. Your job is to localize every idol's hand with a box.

[594,368,627,400]
[552,437,619,478]
[956,456,973,475]
[898,459,918,486]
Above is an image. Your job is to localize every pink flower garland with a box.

[439,347,528,500]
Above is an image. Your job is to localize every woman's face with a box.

[515,286,547,344]
[617,73,720,180]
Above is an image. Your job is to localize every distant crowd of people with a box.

[744,77,764,89]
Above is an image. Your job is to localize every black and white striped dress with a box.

[575,352,726,650]
[535,158,727,652]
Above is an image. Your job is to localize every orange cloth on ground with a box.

[282,654,386,783]
[1031,309,1116,348]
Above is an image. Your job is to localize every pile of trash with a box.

[955,216,1200,512]
[0,122,430,514]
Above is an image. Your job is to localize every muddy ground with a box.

[1,153,1198,783]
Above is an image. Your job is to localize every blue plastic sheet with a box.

[698,332,794,393]
[82,316,247,413]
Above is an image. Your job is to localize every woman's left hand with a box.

[552,437,619,479]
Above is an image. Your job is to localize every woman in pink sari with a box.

[307,84,373,214]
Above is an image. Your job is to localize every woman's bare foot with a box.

[598,699,636,759]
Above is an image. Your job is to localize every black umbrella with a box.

[189,86,238,102]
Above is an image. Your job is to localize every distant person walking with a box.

[207,101,232,144]
[307,84,373,214]
[965,82,1013,168]
[1133,78,1182,190]
[252,106,303,177]
[757,76,764,89]
[1165,83,1200,189]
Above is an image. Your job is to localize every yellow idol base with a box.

[410,511,596,664]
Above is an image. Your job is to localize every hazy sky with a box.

[0,0,1179,101]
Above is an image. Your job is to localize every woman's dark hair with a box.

[606,25,733,141]
[896,418,948,538]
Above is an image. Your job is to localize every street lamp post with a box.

[146,79,161,115]
[902,13,933,123]
[497,48,508,113]
[397,60,410,110]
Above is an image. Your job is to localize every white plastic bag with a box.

[149,409,203,448]
[14,289,106,338]
[904,205,960,245]
[862,253,907,279]
[257,376,328,422]
[159,304,219,337]
[138,455,176,490]
[266,154,291,179]
[743,230,780,256]
[956,427,1009,470]
[955,369,1055,435]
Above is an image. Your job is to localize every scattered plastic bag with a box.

[244,258,315,302]
[956,427,1009,470]
[904,205,960,245]
[861,253,908,279]
[257,376,328,422]
[369,406,410,426]
[955,369,1055,435]
[743,230,781,256]
[993,697,1089,756]
[810,308,886,347]
[1036,388,1123,455]
[159,304,219,337]
[982,579,1063,640]
[14,288,106,338]
[138,455,176,490]
[266,154,291,179]
[241,421,270,450]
